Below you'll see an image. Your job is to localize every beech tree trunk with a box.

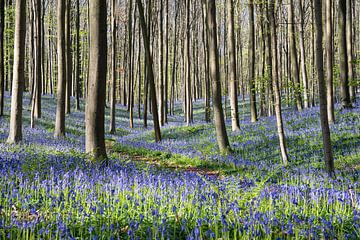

[33,0,42,120]
[268,0,289,165]
[314,0,335,177]
[75,0,81,111]
[346,0,355,102]
[227,0,240,131]
[299,0,309,109]
[325,0,335,123]
[207,0,231,154]
[54,0,66,138]
[288,0,303,111]
[85,0,108,160]
[7,0,26,144]
[0,0,4,116]
[137,0,162,142]
[248,0,257,123]
[109,0,117,134]
[338,0,352,108]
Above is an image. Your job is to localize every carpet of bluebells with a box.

[0,93,360,240]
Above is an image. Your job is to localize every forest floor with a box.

[0,93,360,239]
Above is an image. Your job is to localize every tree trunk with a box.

[54,0,66,138]
[248,0,257,123]
[299,0,309,109]
[164,0,169,123]
[314,0,335,177]
[338,0,352,108]
[7,0,26,144]
[33,0,42,119]
[268,0,289,165]
[207,0,231,154]
[202,1,211,123]
[136,0,161,142]
[65,0,72,114]
[109,0,117,134]
[346,0,355,102]
[75,0,81,110]
[0,0,4,116]
[325,0,335,123]
[227,0,240,131]
[86,0,108,160]
[185,0,193,126]
[288,0,303,111]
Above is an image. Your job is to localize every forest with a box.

[0,0,359,239]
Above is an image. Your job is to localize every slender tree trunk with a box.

[299,0,309,109]
[170,2,179,117]
[164,0,169,123]
[227,0,240,131]
[185,0,193,126]
[314,0,335,177]
[109,0,117,134]
[346,0,355,101]
[207,0,231,154]
[54,0,66,138]
[338,0,352,108]
[0,0,4,117]
[33,0,41,120]
[7,0,26,144]
[86,0,108,159]
[137,0,161,142]
[75,0,81,110]
[248,0,257,123]
[268,0,289,165]
[202,2,211,123]
[288,0,303,111]
[325,0,335,123]
[158,0,165,126]
[65,0,72,114]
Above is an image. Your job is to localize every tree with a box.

[206,0,231,154]
[288,0,303,111]
[75,0,81,111]
[54,0,66,138]
[0,0,4,117]
[65,0,72,114]
[227,0,240,131]
[7,0,26,144]
[109,0,117,134]
[346,0,355,102]
[137,0,162,142]
[34,0,42,119]
[268,0,289,165]
[248,0,257,123]
[314,0,335,177]
[85,0,107,159]
[338,0,352,108]
[299,0,309,109]
[185,0,193,126]
[325,0,335,123]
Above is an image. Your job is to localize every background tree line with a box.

[0,0,359,175]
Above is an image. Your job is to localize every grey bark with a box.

[207,0,231,154]
[109,0,117,134]
[268,0,289,165]
[248,0,257,123]
[325,0,335,123]
[54,0,66,138]
[7,0,26,144]
[227,0,240,131]
[314,0,335,177]
[338,0,352,108]
[136,0,162,142]
[85,0,108,159]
